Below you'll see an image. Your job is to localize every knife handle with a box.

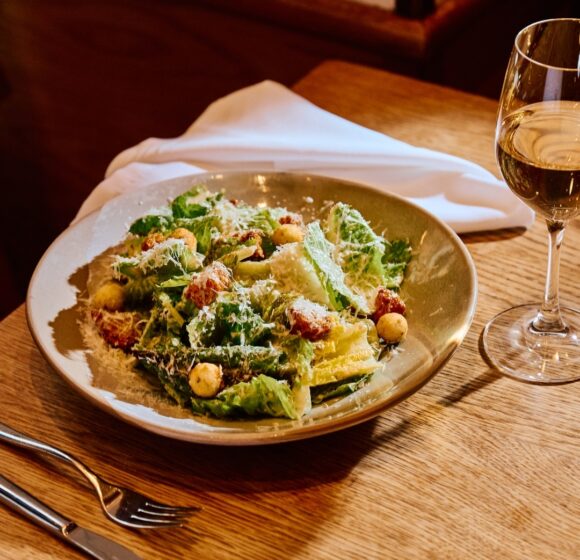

[0,473,73,537]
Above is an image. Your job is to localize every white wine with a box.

[484,19,580,385]
[497,100,580,222]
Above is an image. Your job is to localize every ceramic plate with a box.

[27,172,477,445]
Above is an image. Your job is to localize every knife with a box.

[0,473,143,560]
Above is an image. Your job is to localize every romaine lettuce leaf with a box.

[115,239,204,279]
[244,208,280,236]
[124,275,158,307]
[248,283,294,326]
[303,222,368,313]
[311,374,371,405]
[135,290,186,348]
[220,204,281,236]
[186,292,275,348]
[382,239,412,288]
[171,188,222,219]
[281,336,314,416]
[234,259,271,281]
[270,242,331,307]
[324,202,411,297]
[174,216,219,255]
[129,214,173,236]
[216,296,274,346]
[186,307,218,348]
[190,374,297,419]
[311,321,380,385]
[156,292,185,335]
[136,345,287,379]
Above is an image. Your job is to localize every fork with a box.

[0,421,200,529]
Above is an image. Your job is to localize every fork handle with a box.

[0,473,72,536]
[0,421,99,489]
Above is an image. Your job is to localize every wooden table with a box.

[0,61,578,559]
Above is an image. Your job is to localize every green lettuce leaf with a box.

[324,203,411,292]
[124,275,158,307]
[115,239,204,279]
[280,336,314,416]
[174,215,219,255]
[216,297,274,346]
[303,222,368,313]
[186,292,275,348]
[129,214,173,236]
[190,374,297,419]
[136,345,287,379]
[311,321,380,386]
[186,308,219,348]
[382,239,413,288]
[310,374,371,405]
[171,187,222,219]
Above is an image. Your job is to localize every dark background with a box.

[0,0,576,317]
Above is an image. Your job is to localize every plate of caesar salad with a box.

[27,172,476,444]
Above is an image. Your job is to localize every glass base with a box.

[483,304,580,384]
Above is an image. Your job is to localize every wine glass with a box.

[483,18,580,384]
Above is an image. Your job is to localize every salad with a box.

[87,185,412,420]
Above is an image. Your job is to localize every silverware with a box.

[0,421,199,529]
[0,473,143,559]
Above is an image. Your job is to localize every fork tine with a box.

[137,507,193,519]
[128,513,186,527]
[143,502,201,513]
[118,519,183,530]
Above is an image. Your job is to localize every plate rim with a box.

[26,170,478,445]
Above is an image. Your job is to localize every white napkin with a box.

[76,80,534,233]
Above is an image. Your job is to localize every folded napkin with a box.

[76,81,533,233]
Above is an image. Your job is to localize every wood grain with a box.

[0,60,578,559]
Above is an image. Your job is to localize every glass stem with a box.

[532,220,567,334]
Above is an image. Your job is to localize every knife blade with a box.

[64,525,143,560]
[0,473,143,560]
